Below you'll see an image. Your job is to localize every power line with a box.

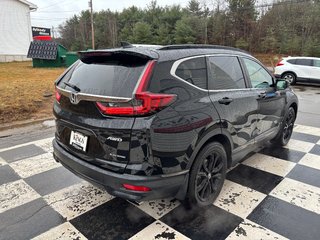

[31,17,69,20]
[35,10,79,13]
[38,0,74,10]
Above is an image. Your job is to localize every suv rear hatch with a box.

[54,50,154,173]
[54,49,176,174]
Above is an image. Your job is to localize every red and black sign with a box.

[32,26,52,40]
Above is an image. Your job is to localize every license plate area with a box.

[69,131,88,152]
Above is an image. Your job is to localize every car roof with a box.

[80,44,252,63]
[284,56,320,60]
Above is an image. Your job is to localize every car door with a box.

[207,55,259,153]
[241,57,286,141]
[310,59,320,82]
[294,58,313,80]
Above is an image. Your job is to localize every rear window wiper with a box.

[64,82,81,92]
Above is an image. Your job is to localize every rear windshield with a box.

[58,59,146,98]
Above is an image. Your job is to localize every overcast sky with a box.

[30,0,192,29]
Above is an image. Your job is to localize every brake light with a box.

[96,102,134,115]
[276,60,284,66]
[96,60,177,116]
[55,88,61,102]
[123,184,151,192]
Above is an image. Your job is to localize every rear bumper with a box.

[53,139,188,201]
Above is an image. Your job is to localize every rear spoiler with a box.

[78,49,159,63]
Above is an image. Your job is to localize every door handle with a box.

[218,97,233,105]
[258,91,267,99]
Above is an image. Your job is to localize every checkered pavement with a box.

[0,124,320,240]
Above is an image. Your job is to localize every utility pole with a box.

[89,0,95,49]
[52,26,55,39]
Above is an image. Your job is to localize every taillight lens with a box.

[276,60,284,66]
[96,92,176,116]
[96,60,177,116]
[55,88,61,102]
[96,102,134,115]
[134,92,176,115]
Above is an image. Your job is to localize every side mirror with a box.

[276,79,288,90]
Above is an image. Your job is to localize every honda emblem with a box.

[70,92,78,104]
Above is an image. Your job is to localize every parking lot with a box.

[0,85,319,240]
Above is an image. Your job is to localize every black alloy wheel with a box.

[282,107,295,144]
[272,107,296,146]
[186,142,227,206]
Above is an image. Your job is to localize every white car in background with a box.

[274,56,320,84]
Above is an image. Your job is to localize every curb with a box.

[0,117,55,132]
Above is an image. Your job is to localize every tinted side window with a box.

[295,59,312,66]
[287,59,296,64]
[175,57,207,89]
[313,59,320,67]
[243,58,273,88]
[208,56,245,90]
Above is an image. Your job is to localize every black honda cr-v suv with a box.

[53,44,298,206]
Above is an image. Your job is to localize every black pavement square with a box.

[291,132,320,143]
[226,164,283,194]
[0,144,46,163]
[0,165,20,185]
[0,198,64,240]
[260,146,305,162]
[160,204,242,240]
[24,166,82,196]
[70,198,155,240]
[309,144,320,156]
[287,164,320,188]
[248,196,320,240]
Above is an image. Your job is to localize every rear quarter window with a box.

[175,57,207,89]
[287,59,296,64]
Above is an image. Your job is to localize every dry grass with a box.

[254,53,285,68]
[0,61,65,124]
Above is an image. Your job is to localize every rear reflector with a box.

[123,184,151,192]
[55,88,61,102]
[96,60,176,116]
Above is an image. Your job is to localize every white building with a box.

[0,0,37,62]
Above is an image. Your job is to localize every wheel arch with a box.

[176,129,233,201]
[187,129,234,170]
[281,71,297,79]
[289,102,298,119]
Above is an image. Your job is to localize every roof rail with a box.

[158,44,249,54]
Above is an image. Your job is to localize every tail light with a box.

[96,60,177,116]
[55,88,61,102]
[276,60,284,66]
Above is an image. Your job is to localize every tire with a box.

[185,142,227,207]
[272,107,296,146]
[282,72,296,85]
